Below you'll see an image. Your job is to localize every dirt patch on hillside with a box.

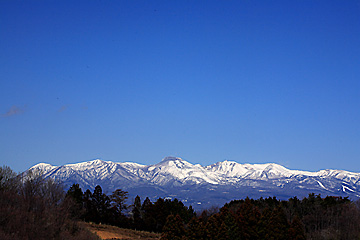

[82,222,160,240]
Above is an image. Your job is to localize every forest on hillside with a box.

[1,165,360,240]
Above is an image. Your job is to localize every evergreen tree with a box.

[142,197,156,232]
[110,189,128,214]
[236,197,260,239]
[82,189,95,222]
[218,222,229,240]
[220,207,241,240]
[141,196,152,210]
[205,213,228,240]
[65,183,84,219]
[153,198,168,232]
[186,216,206,240]
[91,185,111,223]
[266,206,289,240]
[257,207,272,239]
[288,215,306,240]
[66,184,83,204]
[161,214,185,240]
[134,195,141,210]
[132,195,144,230]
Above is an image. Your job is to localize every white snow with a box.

[28,157,360,198]
[343,185,355,192]
[316,180,328,190]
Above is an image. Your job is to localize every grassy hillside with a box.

[83,222,160,240]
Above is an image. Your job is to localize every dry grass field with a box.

[82,222,161,240]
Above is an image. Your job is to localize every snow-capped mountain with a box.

[29,157,360,209]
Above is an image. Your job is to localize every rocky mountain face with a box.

[30,157,360,210]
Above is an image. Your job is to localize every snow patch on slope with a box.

[28,157,360,201]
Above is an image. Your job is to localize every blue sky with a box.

[1,0,359,173]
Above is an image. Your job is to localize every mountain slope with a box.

[30,157,360,209]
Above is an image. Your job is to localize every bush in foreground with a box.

[0,165,100,240]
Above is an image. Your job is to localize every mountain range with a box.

[30,156,360,210]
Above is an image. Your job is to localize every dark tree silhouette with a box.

[186,216,206,240]
[161,214,186,240]
[0,166,99,240]
[288,215,306,240]
[132,195,144,230]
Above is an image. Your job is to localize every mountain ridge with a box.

[30,157,360,209]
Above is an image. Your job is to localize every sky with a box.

[1,0,359,173]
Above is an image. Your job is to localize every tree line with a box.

[161,194,360,240]
[63,181,360,239]
[65,183,196,232]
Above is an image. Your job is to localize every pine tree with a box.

[110,189,128,214]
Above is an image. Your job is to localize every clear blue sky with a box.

[1,0,359,173]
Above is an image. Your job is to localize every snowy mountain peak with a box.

[85,159,106,165]
[30,163,56,172]
[28,157,360,209]
[157,156,193,168]
[161,156,184,163]
[66,159,114,169]
[31,162,53,168]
